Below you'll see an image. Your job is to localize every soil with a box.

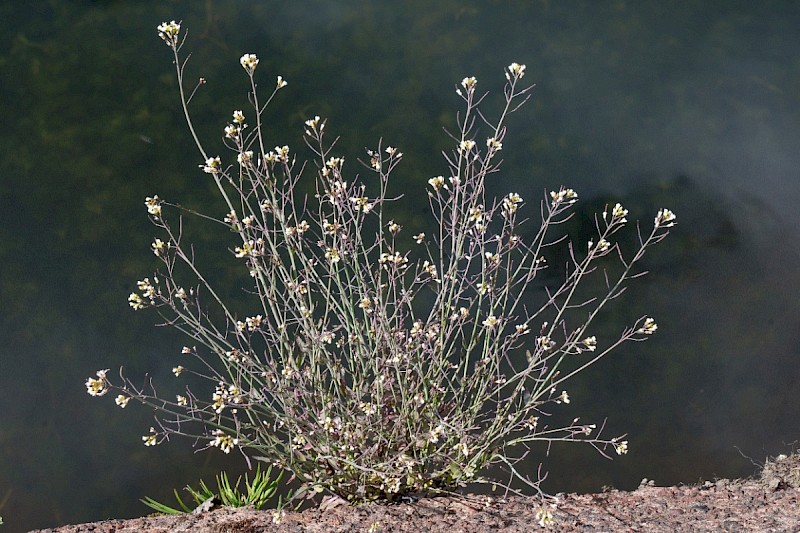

[31,453,800,532]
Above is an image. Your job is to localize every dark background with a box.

[2,1,799,531]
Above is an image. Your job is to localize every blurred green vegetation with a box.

[1,0,800,530]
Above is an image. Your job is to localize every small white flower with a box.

[582,336,597,351]
[608,202,628,224]
[319,330,336,344]
[245,315,263,331]
[655,208,677,228]
[321,218,342,240]
[506,62,526,79]
[137,278,156,298]
[240,53,259,74]
[428,176,446,191]
[201,156,221,174]
[156,21,181,47]
[558,390,570,404]
[144,196,162,216]
[115,395,130,408]
[487,137,503,151]
[450,307,470,321]
[305,115,321,130]
[292,434,307,449]
[614,440,629,455]
[224,124,240,139]
[276,76,287,88]
[638,317,658,335]
[378,251,408,267]
[368,150,382,170]
[482,314,499,329]
[502,193,522,216]
[237,151,253,165]
[550,188,578,207]
[422,260,438,280]
[172,365,184,377]
[232,110,245,124]
[461,76,477,91]
[594,238,611,252]
[536,336,555,350]
[413,233,425,244]
[326,157,344,170]
[274,145,290,162]
[468,206,484,224]
[234,241,255,258]
[128,292,145,310]
[142,427,158,447]
[524,416,539,430]
[210,429,238,454]
[325,247,341,264]
[459,139,476,153]
[85,369,110,397]
[151,238,167,257]
[350,196,373,213]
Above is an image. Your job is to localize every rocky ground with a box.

[32,453,800,532]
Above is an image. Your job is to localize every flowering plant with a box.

[88,20,676,504]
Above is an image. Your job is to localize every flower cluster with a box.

[604,202,628,224]
[503,193,523,216]
[550,187,578,206]
[202,156,222,174]
[157,20,180,47]
[145,196,162,216]
[142,427,158,447]
[459,76,477,96]
[655,208,677,228]
[613,439,629,455]
[428,175,446,191]
[85,369,109,397]
[240,53,259,74]
[128,278,157,310]
[638,317,658,335]
[506,62,527,80]
[210,429,239,454]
